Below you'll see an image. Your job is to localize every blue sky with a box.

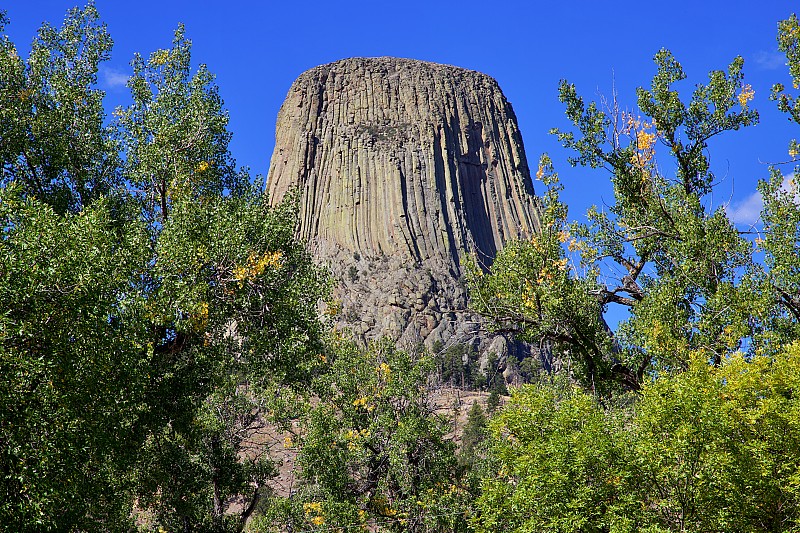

[4,1,799,226]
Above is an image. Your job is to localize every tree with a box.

[468,49,762,394]
[113,23,329,532]
[0,6,330,531]
[253,338,469,533]
[129,186,329,532]
[0,7,145,530]
[0,184,150,531]
[471,18,800,533]
[117,24,242,226]
[475,346,800,532]
[627,348,800,531]
[475,380,634,533]
[763,13,800,345]
[457,401,488,471]
[434,342,481,389]
[0,4,119,214]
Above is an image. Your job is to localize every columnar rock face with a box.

[267,57,541,356]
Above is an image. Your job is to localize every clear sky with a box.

[4,1,799,226]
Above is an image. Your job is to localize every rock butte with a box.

[267,57,542,363]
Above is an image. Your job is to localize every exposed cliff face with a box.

[267,57,541,356]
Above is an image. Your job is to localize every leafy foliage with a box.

[469,50,763,393]
[117,24,243,226]
[476,346,800,532]
[8,4,800,532]
[255,338,470,532]
[764,13,800,344]
[0,5,119,214]
[0,186,149,531]
[471,16,800,533]
[128,187,328,531]
[0,6,329,531]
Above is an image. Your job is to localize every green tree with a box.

[472,23,800,531]
[468,49,761,394]
[0,6,144,530]
[113,24,329,532]
[475,345,800,532]
[434,342,481,389]
[0,6,330,531]
[457,401,487,471]
[0,184,150,531]
[626,348,800,531]
[117,24,242,226]
[130,187,328,532]
[475,380,634,533]
[254,338,468,533]
[0,5,119,214]
[763,13,800,345]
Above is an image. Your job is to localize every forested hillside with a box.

[2,4,800,532]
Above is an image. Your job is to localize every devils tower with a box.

[267,57,541,355]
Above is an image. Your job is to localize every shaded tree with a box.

[0,6,329,531]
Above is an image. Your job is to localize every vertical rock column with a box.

[266,57,542,349]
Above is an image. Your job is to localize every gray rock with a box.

[266,57,542,359]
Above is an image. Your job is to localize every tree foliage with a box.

[765,13,800,343]
[128,186,328,532]
[254,338,471,533]
[0,185,149,531]
[0,5,119,214]
[470,14,800,533]
[469,49,764,394]
[8,4,800,532]
[476,345,800,532]
[117,24,242,225]
[0,6,329,531]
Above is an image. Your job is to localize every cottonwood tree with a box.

[763,13,800,345]
[253,338,470,533]
[0,5,119,214]
[471,16,800,533]
[0,7,145,530]
[469,49,762,394]
[117,24,241,226]
[475,345,800,532]
[116,22,329,533]
[0,6,329,532]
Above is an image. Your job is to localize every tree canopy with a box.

[468,12,800,533]
[0,5,329,531]
[468,48,778,395]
